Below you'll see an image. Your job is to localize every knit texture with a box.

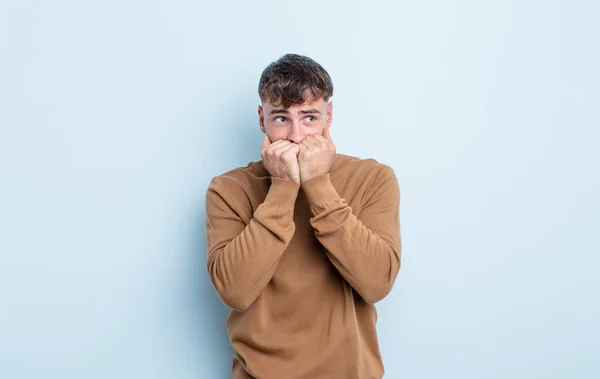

[205,153,402,379]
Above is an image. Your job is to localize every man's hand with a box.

[298,128,336,183]
[261,136,301,184]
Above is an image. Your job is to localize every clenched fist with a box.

[261,136,301,184]
[298,128,336,183]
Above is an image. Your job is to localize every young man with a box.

[205,53,402,379]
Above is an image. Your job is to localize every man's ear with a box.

[326,101,333,128]
[258,105,266,133]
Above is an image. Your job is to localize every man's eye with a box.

[305,116,316,122]
[274,117,286,123]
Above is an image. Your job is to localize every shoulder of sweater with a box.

[335,153,396,177]
[207,161,264,199]
[334,154,398,202]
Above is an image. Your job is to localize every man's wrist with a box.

[300,169,328,184]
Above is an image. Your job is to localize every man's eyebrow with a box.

[269,109,291,115]
[298,109,322,115]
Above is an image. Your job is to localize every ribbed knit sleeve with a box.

[206,176,300,311]
[300,165,401,303]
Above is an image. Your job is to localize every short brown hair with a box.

[258,53,334,108]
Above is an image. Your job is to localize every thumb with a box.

[262,135,271,149]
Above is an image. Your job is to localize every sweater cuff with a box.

[301,173,342,212]
[264,177,301,210]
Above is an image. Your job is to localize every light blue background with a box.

[1,1,598,378]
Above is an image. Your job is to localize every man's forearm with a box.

[206,177,300,311]
[301,169,401,303]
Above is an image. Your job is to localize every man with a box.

[205,53,402,379]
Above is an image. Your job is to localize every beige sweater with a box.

[205,153,402,379]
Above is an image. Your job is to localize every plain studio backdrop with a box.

[1,1,598,378]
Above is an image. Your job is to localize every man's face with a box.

[258,97,333,144]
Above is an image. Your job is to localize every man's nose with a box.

[288,123,303,144]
